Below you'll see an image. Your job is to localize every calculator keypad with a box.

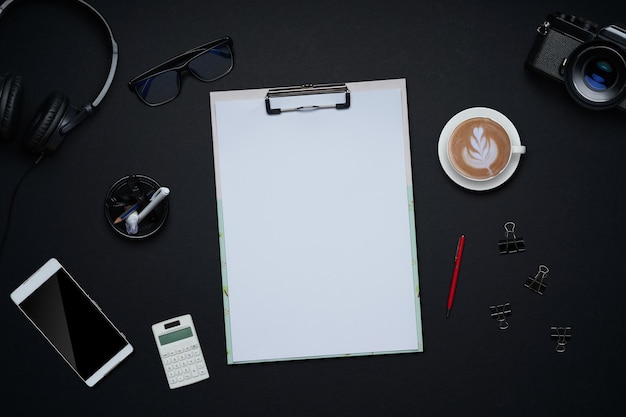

[161,343,209,388]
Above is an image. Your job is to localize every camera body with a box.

[525,13,626,111]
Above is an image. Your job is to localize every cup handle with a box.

[512,145,526,154]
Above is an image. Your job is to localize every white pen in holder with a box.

[104,174,170,239]
[126,187,170,235]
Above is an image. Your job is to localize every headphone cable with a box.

[0,153,44,259]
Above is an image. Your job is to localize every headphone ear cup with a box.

[22,92,70,154]
[0,74,23,142]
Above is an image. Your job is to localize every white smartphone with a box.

[152,314,209,389]
[10,258,133,387]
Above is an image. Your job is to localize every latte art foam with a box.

[447,117,511,180]
[462,127,498,175]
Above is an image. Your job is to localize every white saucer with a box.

[438,107,524,192]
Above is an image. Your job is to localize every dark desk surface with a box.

[1,0,625,415]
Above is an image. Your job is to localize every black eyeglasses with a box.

[128,36,234,106]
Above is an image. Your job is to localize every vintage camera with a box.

[525,13,626,111]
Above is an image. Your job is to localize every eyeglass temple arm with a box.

[128,38,231,86]
[128,50,206,84]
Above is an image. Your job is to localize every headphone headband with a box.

[0,0,118,109]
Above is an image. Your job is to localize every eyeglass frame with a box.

[128,36,234,106]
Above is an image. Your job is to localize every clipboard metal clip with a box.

[265,83,351,115]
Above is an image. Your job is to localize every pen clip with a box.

[150,187,164,201]
[454,235,465,262]
[149,187,168,201]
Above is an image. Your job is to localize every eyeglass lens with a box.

[134,43,233,105]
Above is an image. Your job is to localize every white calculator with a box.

[151,314,209,389]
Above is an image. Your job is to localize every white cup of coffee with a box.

[445,109,525,182]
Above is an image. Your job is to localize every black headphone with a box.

[0,0,118,155]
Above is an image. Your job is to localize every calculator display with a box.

[158,327,193,345]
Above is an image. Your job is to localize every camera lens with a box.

[583,59,617,91]
[584,60,614,90]
[565,42,626,109]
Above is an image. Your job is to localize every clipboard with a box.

[210,79,423,364]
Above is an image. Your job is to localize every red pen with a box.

[447,234,465,318]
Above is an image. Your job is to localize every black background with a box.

[1,1,625,416]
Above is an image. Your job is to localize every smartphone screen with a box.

[12,259,132,386]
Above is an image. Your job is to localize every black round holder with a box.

[104,174,169,239]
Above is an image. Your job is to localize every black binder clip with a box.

[265,83,350,115]
[524,265,549,295]
[490,303,512,330]
[550,326,572,353]
[498,221,525,254]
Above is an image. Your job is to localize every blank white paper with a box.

[210,79,423,364]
